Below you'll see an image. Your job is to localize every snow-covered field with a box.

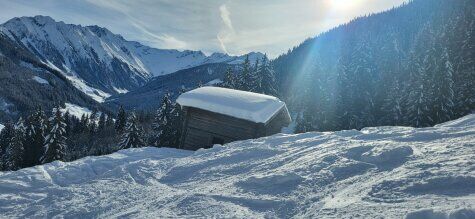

[60,103,93,119]
[0,115,474,218]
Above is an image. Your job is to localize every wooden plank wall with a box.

[181,107,258,150]
[180,106,291,150]
[264,107,292,135]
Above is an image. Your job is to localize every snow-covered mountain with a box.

[0,32,106,121]
[0,16,264,102]
[105,63,237,110]
[1,114,474,218]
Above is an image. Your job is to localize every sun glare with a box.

[330,0,364,11]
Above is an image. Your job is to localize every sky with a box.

[0,0,406,58]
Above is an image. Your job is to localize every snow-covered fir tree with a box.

[105,114,115,131]
[4,118,26,170]
[222,67,237,89]
[151,93,182,147]
[115,106,127,133]
[432,48,455,124]
[405,51,433,127]
[63,111,72,137]
[41,108,67,164]
[0,122,14,153]
[382,79,404,126]
[88,110,98,135]
[237,55,253,91]
[98,113,106,133]
[24,108,46,167]
[295,110,315,133]
[255,55,279,97]
[119,112,145,149]
[0,122,15,170]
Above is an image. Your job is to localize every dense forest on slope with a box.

[273,0,474,132]
[0,33,106,122]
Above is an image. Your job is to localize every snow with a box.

[1,114,474,218]
[205,78,223,86]
[43,60,111,103]
[112,86,129,94]
[0,16,265,78]
[63,74,111,103]
[32,76,49,85]
[60,103,93,119]
[0,124,4,131]
[176,87,289,123]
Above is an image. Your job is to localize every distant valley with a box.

[0,15,263,121]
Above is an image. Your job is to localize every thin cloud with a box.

[128,17,187,49]
[219,4,233,31]
[217,4,235,54]
[0,0,407,58]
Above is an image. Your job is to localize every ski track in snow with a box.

[0,115,475,218]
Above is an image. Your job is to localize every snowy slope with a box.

[60,103,93,119]
[0,124,3,131]
[0,115,474,218]
[0,16,264,100]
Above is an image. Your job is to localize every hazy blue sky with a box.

[0,0,406,57]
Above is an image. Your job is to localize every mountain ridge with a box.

[0,15,264,101]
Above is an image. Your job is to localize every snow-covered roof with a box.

[176,87,288,123]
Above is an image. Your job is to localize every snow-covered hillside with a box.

[1,115,474,218]
[0,16,264,100]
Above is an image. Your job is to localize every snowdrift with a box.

[1,115,475,218]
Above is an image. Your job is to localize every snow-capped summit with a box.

[0,16,264,102]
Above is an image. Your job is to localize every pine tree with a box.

[256,55,279,97]
[404,24,438,127]
[115,106,127,133]
[152,93,177,147]
[5,118,26,170]
[381,79,404,126]
[237,55,253,91]
[336,52,357,130]
[0,121,15,170]
[433,48,455,123]
[222,67,237,89]
[89,110,98,135]
[24,107,46,167]
[454,19,475,116]
[170,102,184,147]
[78,114,89,133]
[295,109,315,133]
[405,53,432,127]
[63,111,72,137]
[248,59,259,92]
[0,121,14,155]
[351,39,378,129]
[119,112,145,149]
[105,113,115,134]
[97,113,106,134]
[41,108,67,164]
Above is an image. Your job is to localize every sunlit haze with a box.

[0,0,406,58]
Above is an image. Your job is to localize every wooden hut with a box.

[176,87,291,150]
